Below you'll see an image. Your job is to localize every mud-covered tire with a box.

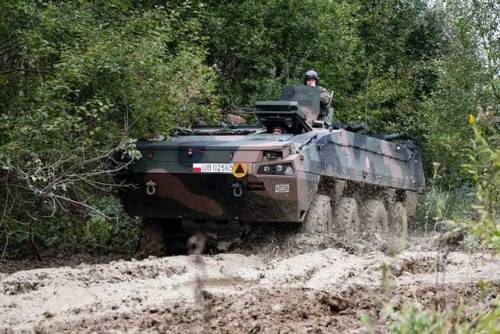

[361,200,388,245]
[404,190,418,221]
[334,197,360,239]
[388,202,408,251]
[303,194,332,234]
[139,219,184,256]
[140,218,166,255]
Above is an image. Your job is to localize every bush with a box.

[419,121,499,252]
[385,301,500,334]
[83,196,141,254]
[415,170,476,235]
[459,122,499,251]
[0,1,218,257]
[0,196,141,257]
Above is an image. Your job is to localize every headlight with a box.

[258,163,294,176]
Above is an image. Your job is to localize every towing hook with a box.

[146,180,157,196]
[232,182,244,198]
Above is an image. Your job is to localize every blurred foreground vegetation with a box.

[368,299,500,334]
[0,0,498,257]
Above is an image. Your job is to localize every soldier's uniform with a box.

[303,70,332,121]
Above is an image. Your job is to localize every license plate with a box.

[192,163,233,173]
[275,184,290,193]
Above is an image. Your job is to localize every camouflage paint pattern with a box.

[116,86,425,223]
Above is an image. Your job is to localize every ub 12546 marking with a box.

[192,163,233,173]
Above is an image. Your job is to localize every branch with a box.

[52,194,110,220]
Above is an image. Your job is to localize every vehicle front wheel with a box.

[302,194,332,234]
[139,218,184,256]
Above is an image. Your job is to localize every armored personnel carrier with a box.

[116,85,425,252]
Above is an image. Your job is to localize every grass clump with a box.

[386,301,499,334]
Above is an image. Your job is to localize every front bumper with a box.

[117,172,300,222]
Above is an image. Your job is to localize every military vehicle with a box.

[116,85,425,253]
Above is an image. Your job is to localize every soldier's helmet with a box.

[303,70,319,85]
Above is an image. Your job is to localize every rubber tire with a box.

[140,218,184,256]
[362,200,388,245]
[140,218,166,256]
[404,190,418,221]
[334,197,360,239]
[303,194,333,234]
[388,202,408,251]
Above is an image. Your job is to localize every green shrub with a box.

[459,123,499,251]
[384,301,500,334]
[83,196,141,253]
[0,1,217,257]
[388,304,446,334]
[0,196,141,257]
[415,164,476,234]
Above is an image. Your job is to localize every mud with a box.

[0,237,498,333]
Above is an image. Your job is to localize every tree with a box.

[0,1,219,256]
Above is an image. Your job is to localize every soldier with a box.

[303,70,332,119]
[271,126,285,135]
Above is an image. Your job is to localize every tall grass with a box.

[414,121,499,252]
[385,301,500,334]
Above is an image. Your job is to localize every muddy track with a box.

[0,238,498,333]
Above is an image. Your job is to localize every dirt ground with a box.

[0,231,498,333]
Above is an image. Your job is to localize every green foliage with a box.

[347,0,444,138]
[460,123,499,251]
[415,162,476,233]
[0,0,218,257]
[422,0,498,184]
[384,301,500,334]
[205,0,359,109]
[28,196,140,254]
[1,1,219,154]
[388,304,446,333]
[416,123,499,251]
[465,125,499,214]
[84,196,141,253]
[0,0,498,256]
